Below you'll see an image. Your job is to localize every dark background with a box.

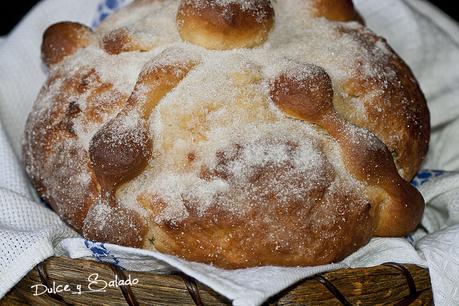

[0,0,458,35]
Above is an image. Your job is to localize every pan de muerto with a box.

[23,0,429,268]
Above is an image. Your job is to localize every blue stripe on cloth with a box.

[411,169,447,187]
[92,0,131,28]
[84,240,120,266]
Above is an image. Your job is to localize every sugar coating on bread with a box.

[24,0,429,268]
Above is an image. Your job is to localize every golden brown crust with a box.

[147,194,373,268]
[83,205,147,248]
[269,63,424,236]
[24,0,430,269]
[177,0,274,50]
[141,140,374,268]
[101,27,149,55]
[23,69,125,229]
[42,22,95,67]
[311,0,363,23]
[88,48,200,208]
[336,28,430,181]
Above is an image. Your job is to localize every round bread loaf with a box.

[23,0,429,268]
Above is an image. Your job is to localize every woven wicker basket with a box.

[1,257,432,305]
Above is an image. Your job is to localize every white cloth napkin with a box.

[1,0,459,305]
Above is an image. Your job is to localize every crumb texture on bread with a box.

[23,0,429,268]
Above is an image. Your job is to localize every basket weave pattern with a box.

[1,257,432,305]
